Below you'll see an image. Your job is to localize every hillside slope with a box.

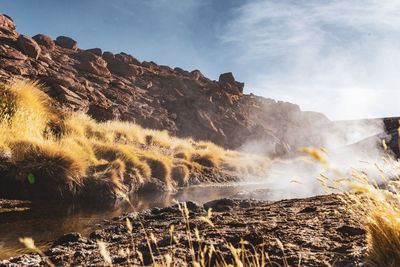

[0,14,341,156]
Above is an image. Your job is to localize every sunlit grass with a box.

[0,79,270,199]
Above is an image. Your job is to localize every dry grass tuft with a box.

[171,165,190,186]
[145,156,172,189]
[192,153,219,168]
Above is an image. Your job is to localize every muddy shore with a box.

[1,194,367,266]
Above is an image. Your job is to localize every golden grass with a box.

[0,79,270,199]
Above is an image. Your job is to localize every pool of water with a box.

[0,183,271,260]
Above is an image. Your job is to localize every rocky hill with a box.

[0,13,349,156]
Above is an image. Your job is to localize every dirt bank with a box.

[1,194,367,266]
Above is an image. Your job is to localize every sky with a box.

[2,0,400,120]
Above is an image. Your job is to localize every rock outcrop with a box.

[0,14,362,155]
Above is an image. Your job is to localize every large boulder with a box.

[76,50,111,76]
[55,36,78,50]
[17,35,41,59]
[85,48,102,56]
[32,34,55,51]
[0,14,18,40]
[218,72,244,94]
[102,51,138,76]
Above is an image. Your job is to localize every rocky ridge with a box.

[0,14,343,155]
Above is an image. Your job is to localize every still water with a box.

[0,183,270,260]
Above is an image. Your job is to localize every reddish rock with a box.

[55,36,78,50]
[191,70,203,81]
[141,61,159,70]
[16,35,41,59]
[76,50,110,76]
[218,72,244,94]
[0,14,18,40]
[115,52,141,66]
[102,51,137,76]
[88,104,120,121]
[32,34,55,51]
[85,48,102,56]
[53,84,81,99]
[174,67,190,76]
[0,44,27,60]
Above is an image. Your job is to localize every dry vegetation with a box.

[0,79,269,199]
[303,147,400,267]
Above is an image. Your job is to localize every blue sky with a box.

[2,0,400,120]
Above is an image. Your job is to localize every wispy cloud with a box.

[221,0,400,120]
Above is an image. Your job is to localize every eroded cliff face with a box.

[0,14,338,155]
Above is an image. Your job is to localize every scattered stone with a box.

[53,233,85,246]
[0,195,368,266]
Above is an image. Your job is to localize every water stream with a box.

[0,183,270,260]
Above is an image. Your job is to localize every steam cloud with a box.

[237,110,390,201]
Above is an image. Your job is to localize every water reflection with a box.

[0,183,269,260]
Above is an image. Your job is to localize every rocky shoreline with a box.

[1,194,367,266]
[0,199,30,214]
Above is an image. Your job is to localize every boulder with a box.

[191,70,203,81]
[218,72,244,94]
[17,35,41,59]
[0,14,18,40]
[76,50,110,76]
[0,44,27,60]
[88,104,120,121]
[174,67,190,76]
[55,36,78,50]
[32,34,55,51]
[85,48,102,56]
[115,52,141,66]
[102,51,137,76]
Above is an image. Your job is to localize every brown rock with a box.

[0,14,18,40]
[0,44,27,60]
[219,72,236,84]
[17,35,41,59]
[115,52,141,66]
[218,72,244,94]
[76,50,111,76]
[102,51,137,76]
[43,74,76,89]
[85,48,102,56]
[174,67,190,76]
[191,70,203,81]
[55,36,78,50]
[32,34,55,51]
[53,84,81,99]
[141,61,158,70]
[88,104,120,121]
